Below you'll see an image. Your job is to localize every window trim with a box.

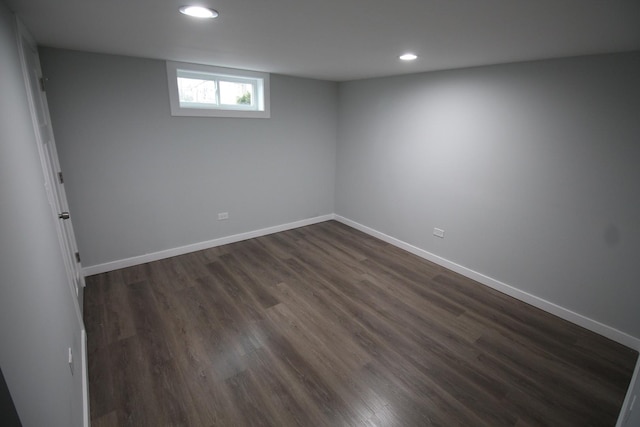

[166,61,271,118]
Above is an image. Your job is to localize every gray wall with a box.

[0,3,84,427]
[336,53,640,340]
[39,48,338,267]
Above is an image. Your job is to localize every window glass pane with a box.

[177,77,217,105]
[167,61,270,118]
[219,81,254,106]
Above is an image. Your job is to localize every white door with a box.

[16,19,90,427]
[17,23,86,311]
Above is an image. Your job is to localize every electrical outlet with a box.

[217,212,229,220]
[433,227,445,238]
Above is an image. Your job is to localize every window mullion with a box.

[215,78,221,106]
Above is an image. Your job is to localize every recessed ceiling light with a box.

[179,6,218,18]
[399,53,418,61]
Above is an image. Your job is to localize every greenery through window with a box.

[167,61,270,118]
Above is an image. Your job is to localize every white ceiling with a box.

[6,0,640,81]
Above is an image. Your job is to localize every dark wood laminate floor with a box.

[84,220,638,427]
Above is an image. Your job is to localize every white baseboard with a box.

[83,212,639,352]
[82,214,335,277]
[81,328,89,427]
[334,215,640,352]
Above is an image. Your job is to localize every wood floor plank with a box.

[87,339,114,420]
[84,220,638,427]
[475,330,620,423]
[217,252,280,309]
[275,255,506,426]
[171,251,213,281]
[429,274,634,393]
[358,360,486,427]
[157,289,236,425]
[119,263,150,286]
[98,270,136,346]
[230,238,299,287]
[474,342,619,427]
[264,302,376,423]
[244,347,327,427]
[328,280,515,425]
[127,280,174,363]
[108,336,159,426]
[360,259,466,317]
[83,280,108,354]
[272,281,373,371]
[91,410,117,427]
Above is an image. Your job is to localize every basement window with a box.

[166,61,270,118]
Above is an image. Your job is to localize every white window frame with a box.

[166,61,270,118]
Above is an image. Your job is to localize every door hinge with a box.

[58,171,64,184]
[75,252,81,263]
[39,76,47,92]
